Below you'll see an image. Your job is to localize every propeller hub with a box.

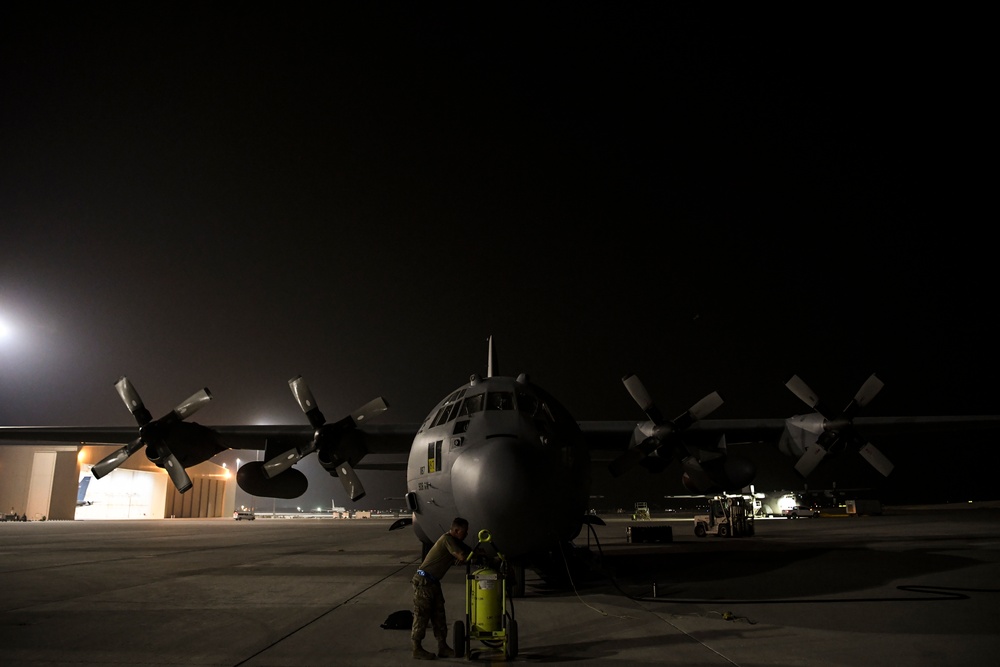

[138,421,165,444]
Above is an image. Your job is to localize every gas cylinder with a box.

[470,566,502,632]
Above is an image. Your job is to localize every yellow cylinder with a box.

[471,567,501,632]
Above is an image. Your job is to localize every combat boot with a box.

[437,641,455,658]
[412,640,436,660]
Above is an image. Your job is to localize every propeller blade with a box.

[622,374,665,424]
[115,376,153,426]
[156,444,193,493]
[688,391,724,421]
[288,375,326,429]
[842,373,884,418]
[859,442,894,476]
[171,388,213,421]
[673,391,724,431]
[785,375,821,410]
[794,443,828,477]
[352,396,389,425]
[262,446,312,479]
[334,460,366,502]
[92,438,144,479]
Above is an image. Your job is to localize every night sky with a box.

[2,6,996,508]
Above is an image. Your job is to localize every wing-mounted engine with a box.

[678,435,757,494]
[256,376,388,502]
[92,377,214,493]
[784,373,894,477]
[609,375,755,493]
[609,374,724,476]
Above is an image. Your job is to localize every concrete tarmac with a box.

[1,505,998,666]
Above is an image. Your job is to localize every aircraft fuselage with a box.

[406,373,590,559]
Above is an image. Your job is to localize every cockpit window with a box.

[432,400,460,427]
[458,393,485,417]
[486,391,514,411]
[516,389,538,416]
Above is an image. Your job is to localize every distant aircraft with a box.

[76,475,94,506]
[2,338,1000,593]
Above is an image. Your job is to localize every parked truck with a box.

[694,495,755,537]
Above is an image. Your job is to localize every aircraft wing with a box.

[0,426,152,446]
[211,423,417,473]
[578,418,788,457]
[580,414,1000,488]
[0,423,417,465]
[581,415,1000,453]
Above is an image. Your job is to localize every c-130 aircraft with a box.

[3,337,997,592]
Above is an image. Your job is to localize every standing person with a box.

[410,517,472,659]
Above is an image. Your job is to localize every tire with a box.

[694,523,707,538]
[719,524,730,538]
[453,620,465,658]
[507,561,526,598]
[505,617,518,660]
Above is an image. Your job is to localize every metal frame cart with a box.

[453,529,518,660]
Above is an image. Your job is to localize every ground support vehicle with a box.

[694,496,755,537]
[781,506,820,518]
[632,501,651,520]
[454,529,518,660]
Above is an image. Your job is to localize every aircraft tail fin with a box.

[487,335,498,378]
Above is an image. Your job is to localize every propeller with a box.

[609,374,724,477]
[261,375,388,502]
[91,377,213,493]
[785,373,893,477]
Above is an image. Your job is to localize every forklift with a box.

[694,495,755,537]
[453,529,518,660]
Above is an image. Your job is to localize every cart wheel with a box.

[505,618,518,660]
[453,620,465,658]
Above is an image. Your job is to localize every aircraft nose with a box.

[451,437,576,558]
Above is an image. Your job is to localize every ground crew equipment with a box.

[453,529,518,660]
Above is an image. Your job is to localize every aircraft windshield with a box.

[458,393,485,416]
[486,391,514,410]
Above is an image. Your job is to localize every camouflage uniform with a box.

[411,531,467,642]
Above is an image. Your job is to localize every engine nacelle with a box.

[779,413,827,458]
[317,429,366,477]
[237,461,308,498]
[681,455,756,494]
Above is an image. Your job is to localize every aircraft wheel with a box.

[694,523,707,538]
[719,524,730,538]
[505,618,518,660]
[453,620,465,658]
